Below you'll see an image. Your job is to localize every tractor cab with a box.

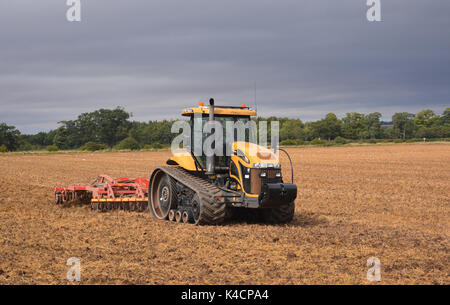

[177,102,258,172]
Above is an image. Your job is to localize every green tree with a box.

[44,129,58,146]
[440,107,450,125]
[80,142,108,151]
[415,126,446,138]
[414,109,439,128]
[129,120,178,145]
[392,112,415,139]
[312,113,342,140]
[94,108,130,147]
[58,107,131,148]
[364,112,382,139]
[302,122,316,140]
[115,136,141,150]
[46,145,59,152]
[21,132,47,147]
[53,126,70,149]
[279,119,304,140]
[341,112,367,139]
[0,123,21,151]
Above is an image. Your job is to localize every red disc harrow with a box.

[54,175,149,212]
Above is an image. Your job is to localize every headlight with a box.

[259,172,267,178]
[275,172,282,178]
[254,163,280,169]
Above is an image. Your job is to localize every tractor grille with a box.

[241,168,281,194]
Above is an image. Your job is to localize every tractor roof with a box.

[182,104,257,117]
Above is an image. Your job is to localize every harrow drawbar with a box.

[54,174,149,212]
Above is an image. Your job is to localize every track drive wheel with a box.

[193,193,227,225]
[149,170,177,220]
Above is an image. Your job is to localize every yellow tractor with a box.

[149,99,297,225]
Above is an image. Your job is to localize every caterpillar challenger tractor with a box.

[148,98,297,225]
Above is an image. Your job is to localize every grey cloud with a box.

[0,0,449,133]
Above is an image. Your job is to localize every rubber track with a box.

[155,166,228,225]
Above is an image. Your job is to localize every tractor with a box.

[148,98,297,225]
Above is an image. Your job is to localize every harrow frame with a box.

[54,174,149,212]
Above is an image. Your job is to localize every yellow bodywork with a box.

[182,106,256,117]
[168,142,279,172]
[232,142,279,165]
[229,142,280,197]
[167,151,198,171]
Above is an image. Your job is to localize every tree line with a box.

[1,106,449,152]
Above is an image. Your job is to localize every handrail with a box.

[278,148,294,184]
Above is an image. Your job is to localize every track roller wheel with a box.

[168,209,176,221]
[175,210,183,223]
[149,170,178,220]
[182,209,193,224]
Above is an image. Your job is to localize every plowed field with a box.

[0,144,448,284]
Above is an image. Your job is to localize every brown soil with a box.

[0,144,448,284]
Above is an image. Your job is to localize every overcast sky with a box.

[0,0,449,134]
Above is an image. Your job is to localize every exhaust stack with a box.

[206,98,215,176]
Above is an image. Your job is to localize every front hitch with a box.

[259,183,297,208]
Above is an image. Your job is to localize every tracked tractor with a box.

[149,98,297,225]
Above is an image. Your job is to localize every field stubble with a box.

[0,144,448,284]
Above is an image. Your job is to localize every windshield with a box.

[191,115,255,168]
